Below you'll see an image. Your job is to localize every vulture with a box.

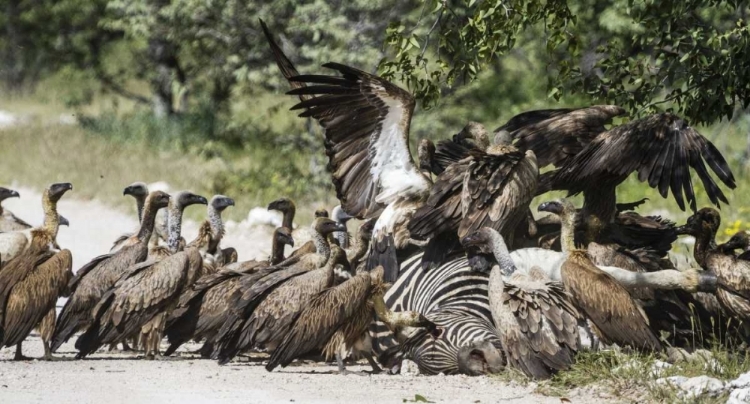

[0,182,73,360]
[677,209,750,330]
[266,266,439,373]
[211,217,346,363]
[538,113,735,224]
[331,205,353,249]
[538,199,663,351]
[75,192,207,358]
[162,227,296,357]
[188,195,235,271]
[267,197,317,259]
[110,182,150,253]
[408,124,539,268]
[461,227,580,379]
[50,190,171,352]
[0,187,31,232]
[263,22,432,281]
[718,231,750,261]
[423,121,492,176]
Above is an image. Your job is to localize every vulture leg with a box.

[39,309,59,361]
[334,352,366,376]
[14,343,31,361]
[363,352,383,374]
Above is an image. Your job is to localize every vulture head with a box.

[46,182,73,203]
[267,197,295,214]
[146,190,171,210]
[172,191,208,210]
[123,182,149,198]
[461,227,514,276]
[210,195,235,212]
[455,121,490,150]
[314,208,329,218]
[493,129,512,146]
[718,231,750,254]
[313,217,347,236]
[331,205,353,224]
[273,226,295,248]
[460,227,497,255]
[0,187,20,202]
[417,138,436,172]
[358,218,376,242]
[457,341,505,376]
[676,207,721,238]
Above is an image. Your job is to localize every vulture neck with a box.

[270,236,286,265]
[311,226,331,263]
[207,205,225,247]
[41,193,60,239]
[136,200,159,242]
[559,211,577,254]
[135,195,147,223]
[582,186,617,225]
[347,234,369,265]
[167,203,184,254]
[487,230,516,273]
[282,207,295,229]
[335,229,349,249]
[693,227,718,267]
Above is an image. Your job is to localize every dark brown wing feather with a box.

[499,106,625,168]
[266,271,371,370]
[260,19,311,103]
[561,252,662,351]
[2,250,72,346]
[545,113,735,211]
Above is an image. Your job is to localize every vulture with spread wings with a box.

[539,113,735,223]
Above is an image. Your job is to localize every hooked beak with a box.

[9,190,19,198]
[674,225,690,235]
[537,201,561,214]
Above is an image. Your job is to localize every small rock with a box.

[650,360,673,377]
[400,359,420,376]
[732,372,750,389]
[728,388,750,404]
[678,376,726,398]
[246,207,282,227]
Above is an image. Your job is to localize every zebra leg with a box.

[363,352,382,374]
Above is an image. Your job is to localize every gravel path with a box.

[0,186,607,403]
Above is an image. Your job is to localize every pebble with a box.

[657,375,726,398]
[400,359,420,376]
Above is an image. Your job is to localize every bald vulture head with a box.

[312,217,347,236]
[460,227,515,276]
[675,207,721,238]
[274,226,295,248]
[268,198,295,214]
[45,183,73,203]
[171,191,208,211]
[718,231,750,254]
[123,182,149,198]
[314,208,329,218]
[147,190,171,210]
[456,122,490,150]
[210,195,235,212]
[538,199,576,219]
[0,187,20,202]
[493,129,512,146]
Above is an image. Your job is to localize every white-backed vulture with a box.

[211,217,347,363]
[50,191,171,352]
[267,197,317,259]
[162,227,296,357]
[188,195,235,271]
[263,23,431,282]
[461,227,580,379]
[331,205,352,249]
[538,113,735,224]
[110,182,150,253]
[0,182,73,360]
[266,266,439,373]
[0,187,31,232]
[677,208,750,329]
[538,199,663,351]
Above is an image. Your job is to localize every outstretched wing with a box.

[497,105,625,168]
[545,113,735,211]
[287,64,428,219]
[260,19,311,103]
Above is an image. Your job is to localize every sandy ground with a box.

[0,187,609,403]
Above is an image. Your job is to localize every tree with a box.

[381,0,750,125]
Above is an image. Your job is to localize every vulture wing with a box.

[561,253,662,351]
[545,113,735,211]
[287,64,428,219]
[498,105,625,168]
[710,254,750,322]
[260,19,311,103]
[266,271,371,370]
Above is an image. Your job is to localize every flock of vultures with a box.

[1,22,750,381]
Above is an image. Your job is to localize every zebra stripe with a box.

[371,251,501,375]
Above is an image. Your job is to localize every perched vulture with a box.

[717,230,750,261]
[188,195,235,271]
[0,187,31,233]
[110,182,150,253]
